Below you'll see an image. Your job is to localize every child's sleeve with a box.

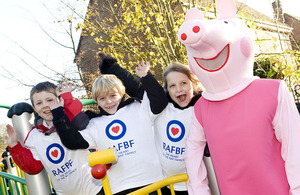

[60,92,89,130]
[52,107,90,150]
[99,54,144,99]
[140,72,168,114]
[8,142,44,174]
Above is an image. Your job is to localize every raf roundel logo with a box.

[166,120,185,142]
[106,120,126,140]
[46,143,65,164]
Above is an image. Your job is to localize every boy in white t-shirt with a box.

[52,62,168,195]
[6,81,102,195]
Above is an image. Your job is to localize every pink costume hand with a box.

[6,124,18,147]
[135,61,150,78]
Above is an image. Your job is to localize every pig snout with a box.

[178,21,204,46]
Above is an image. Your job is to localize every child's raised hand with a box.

[49,96,64,111]
[135,61,150,78]
[57,82,77,96]
[6,124,18,147]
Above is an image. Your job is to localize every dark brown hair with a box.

[30,81,57,106]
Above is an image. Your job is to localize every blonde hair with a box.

[163,62,202,95]
[92,74,126,101]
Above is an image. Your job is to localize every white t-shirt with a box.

[154,103,193,191]
[25,121,102,195]
[79,93,163,194]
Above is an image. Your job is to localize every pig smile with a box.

[194,44,230,72]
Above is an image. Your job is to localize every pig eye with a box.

[224,21,228,24]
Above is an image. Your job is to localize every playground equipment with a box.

[1,149,23,195]
[88,148,118,195]
[87,147,220,195]
[127,174,188,195]
[203,146,220,195]
[88,148,190,195]
[0,99,222,194]
[7,102,53,195]
[0,171,27,195]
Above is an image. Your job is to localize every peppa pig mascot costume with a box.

[178,0,300,194]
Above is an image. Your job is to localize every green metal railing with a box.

[0,99,96,110]
[80,99,96,106]
[0,171,27,195]
[0,105,10,109]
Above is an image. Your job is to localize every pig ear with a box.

[186,8,204,21]
[216,0,236,19]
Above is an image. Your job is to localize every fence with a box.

[0,171,27,195]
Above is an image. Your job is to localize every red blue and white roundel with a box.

[106,120,127,140]
[46,143,65,164]
[166,120,185,142]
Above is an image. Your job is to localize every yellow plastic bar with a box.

[14,163,28,195]
[88,148,118,195]
[88,148,117,167]
[127,174,188,195]
[169,184,175,195]
[0,177,6,194]
[16,167,22,178]
[100,174,112,195]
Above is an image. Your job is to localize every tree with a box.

[74,0,219,96]
[252,0,300,101]
[76,0,300,99]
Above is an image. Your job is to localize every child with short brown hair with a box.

[6,81,102,195]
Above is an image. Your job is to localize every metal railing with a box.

[128,174,188,195]
[0,171,27,195]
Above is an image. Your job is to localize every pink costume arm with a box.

[184,112,211,195]
[273,81,300,195]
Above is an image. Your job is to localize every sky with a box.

[0,0,88,124]
[239,0,300,17]
[0,0,299,125]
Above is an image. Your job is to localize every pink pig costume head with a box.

[178,0,258,101]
